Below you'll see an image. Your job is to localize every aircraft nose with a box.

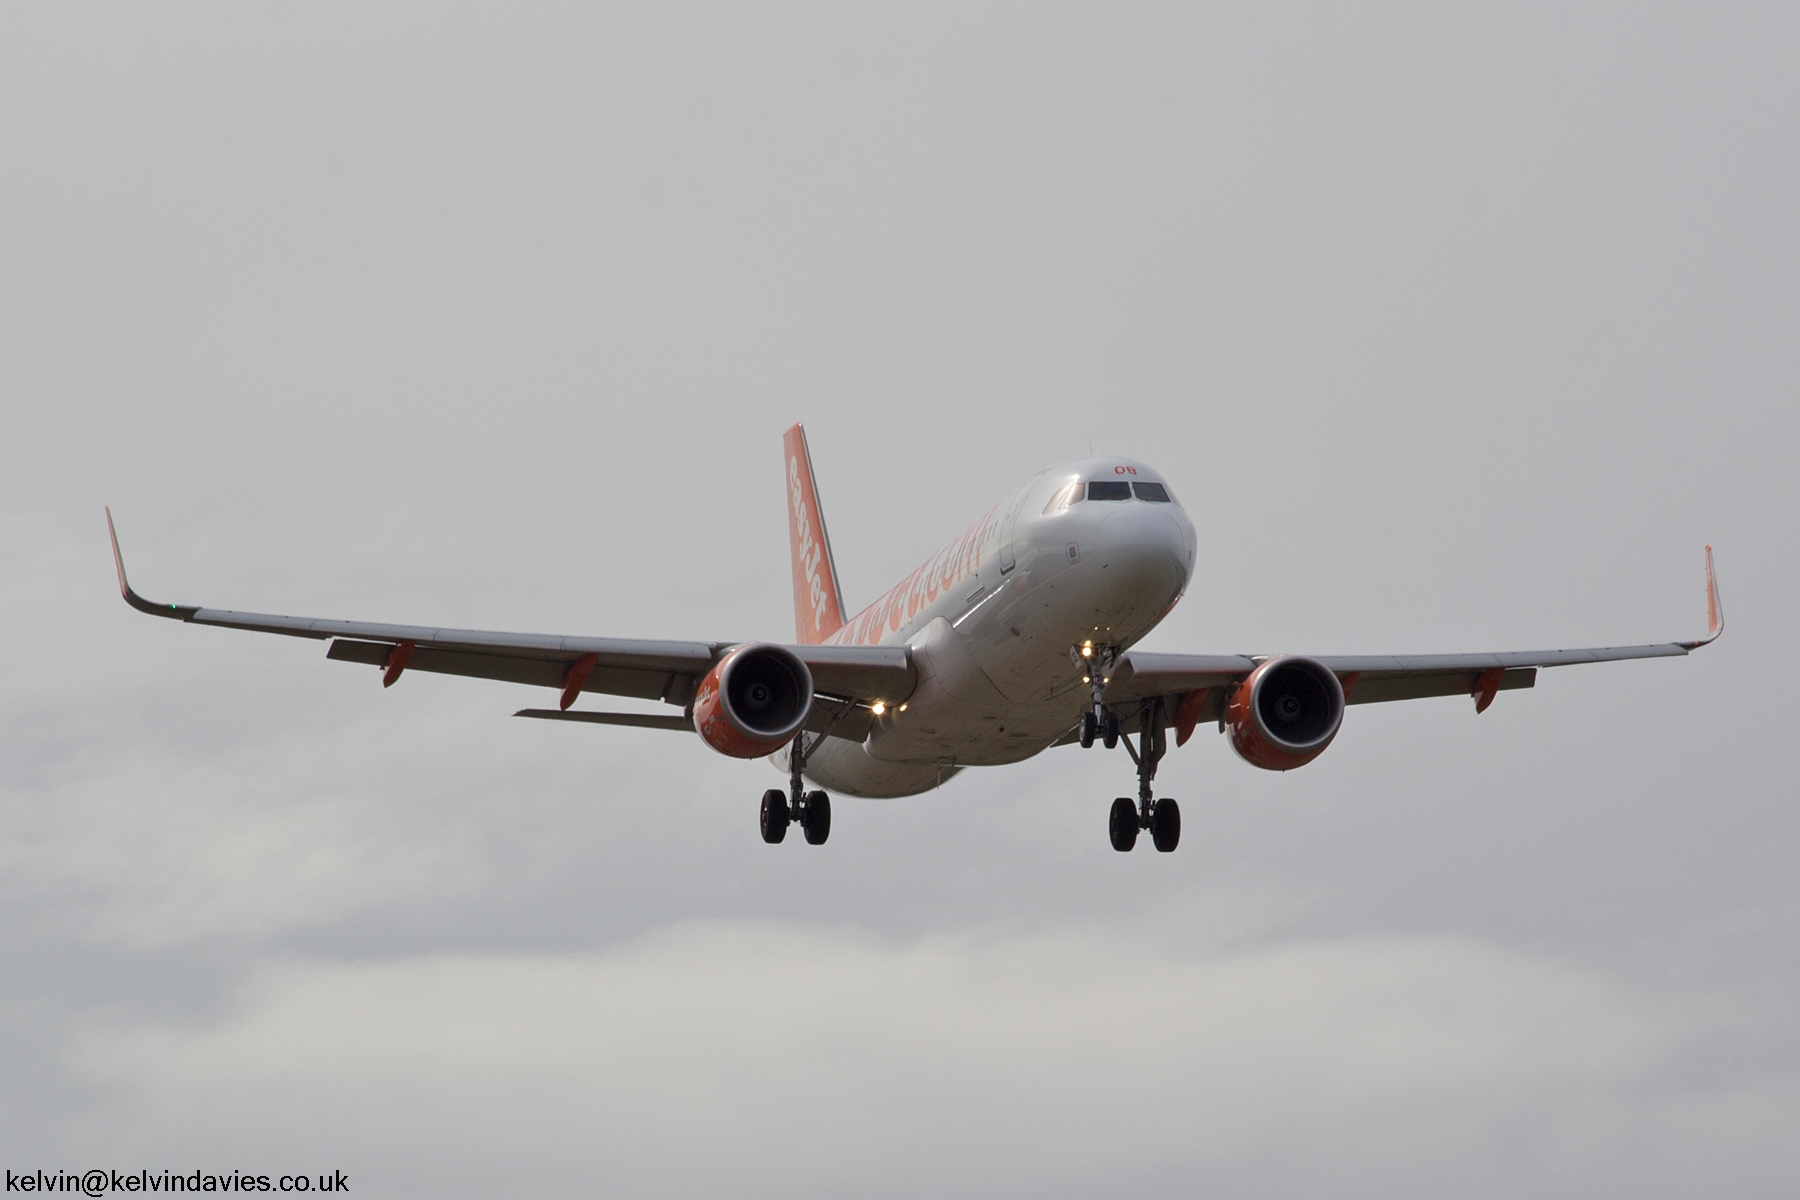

[1096,504,1192,601]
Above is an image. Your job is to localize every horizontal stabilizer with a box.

[514,708,694,732]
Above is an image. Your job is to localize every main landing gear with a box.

[1087,694,1181,853]
[761,733,831,845]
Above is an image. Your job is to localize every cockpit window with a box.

[1086,481,1132,501]
[1132,482,1171,503]
[1042,481,1082,514]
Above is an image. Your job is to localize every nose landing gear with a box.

[762,733,831,846]
[1078,710,1120,749]
[1074,643,1121,750]
[1091,697,1181,853]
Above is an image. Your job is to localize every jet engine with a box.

[1225,655,1345,771]
[692,643,814,758]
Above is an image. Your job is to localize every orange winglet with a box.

[1472,667,1504,714]
[560,652,598,710]
[1703,545,1723,641]
[105,506,132,605]
[1173,689,1210,747]
[382,640,416,688]
[103,507,200,620]
[1679,545,1725,650]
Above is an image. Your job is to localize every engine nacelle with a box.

[692,643,814,758]
[1226,655,1345,771]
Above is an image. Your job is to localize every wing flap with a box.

[319,635,910,710]
[1345,666,1536,706]
[1088,665,1540,743]
[1101,653,1256,706]
[324,639,694,702]
[793,644,916,704]
[1315,644,1687,675]
[804,693,877,740]
[512,694,875,741]
[1102,632,1703,729]
[199,607,718,669]
[514,709,693,732]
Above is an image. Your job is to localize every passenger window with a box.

[1042,482,1081,514]
[1132,482,1171,502]
[1087,481,1131,501]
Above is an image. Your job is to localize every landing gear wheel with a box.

[759,789,789,844]
[1101,711,1120,750]
[801,790,832,845]
[1108,797,1138,852]
[1079,711,1098,749]
[1151,797,1181,853]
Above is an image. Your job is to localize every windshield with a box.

[1042,480,1082,514]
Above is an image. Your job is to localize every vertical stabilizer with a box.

[783,423,848,644]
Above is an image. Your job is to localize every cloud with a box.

[69,919,1716,1197]
[0,711,489,947]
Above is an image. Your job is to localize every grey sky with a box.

[2,3,1796,1195]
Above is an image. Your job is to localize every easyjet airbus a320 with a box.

[109,424,1722,852]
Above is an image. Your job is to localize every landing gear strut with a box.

[762,733,831,846]
[1075,644,1119,750]
[1094,697,1181,853]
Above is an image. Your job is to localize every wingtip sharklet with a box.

[105,507,199,620]
[1703,544,1723,641]
[1682,544,1723,650]
[105,505,129,602]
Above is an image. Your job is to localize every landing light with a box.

[898,704,907,712]
[871,701,886,716]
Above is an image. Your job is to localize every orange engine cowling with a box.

[692,643,814,758]
[1225,655,1345,771]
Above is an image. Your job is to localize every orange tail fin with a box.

[783,424,848,644]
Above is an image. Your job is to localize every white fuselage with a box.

[797,457,1197,797]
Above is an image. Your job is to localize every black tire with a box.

[1079,711,1098,749]
[1102,711,1120,750]
[801,790,832,845]
[1151,797,1181,853]
[760,789,789,844]
[1108,797,1138,852]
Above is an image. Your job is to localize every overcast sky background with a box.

[2,3,1796,1195]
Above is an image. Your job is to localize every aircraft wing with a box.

[107,510,912,734]
[1097,548,1723,742]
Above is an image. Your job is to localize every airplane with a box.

[107,423,1723,853]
